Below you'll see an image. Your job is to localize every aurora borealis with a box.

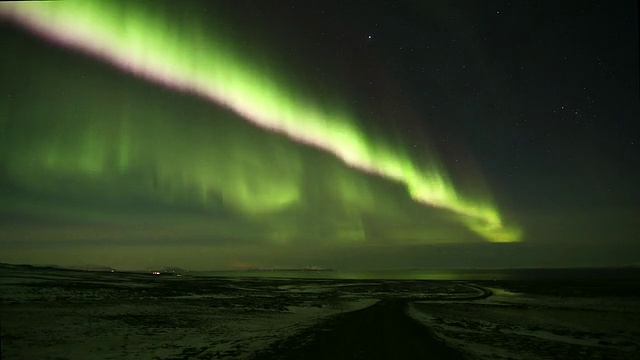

[1,1,638,269]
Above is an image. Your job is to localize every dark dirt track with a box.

[252,284,492,360]
[252,299,467,360]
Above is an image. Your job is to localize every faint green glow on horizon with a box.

[0,1,520,242]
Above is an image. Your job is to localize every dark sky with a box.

[0,1,638,270]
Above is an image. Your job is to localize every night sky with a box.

[0,1,638,270]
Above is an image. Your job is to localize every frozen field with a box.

[409,281,640,359]
[0,264,381,359]
[1,264,639,359]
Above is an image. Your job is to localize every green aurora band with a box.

[0,1,520,243]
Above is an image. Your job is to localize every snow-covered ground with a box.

[408,283,640,360]
[0,265,380,359]
[4,265,638,359]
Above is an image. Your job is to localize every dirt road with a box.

[252,299,467,360]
